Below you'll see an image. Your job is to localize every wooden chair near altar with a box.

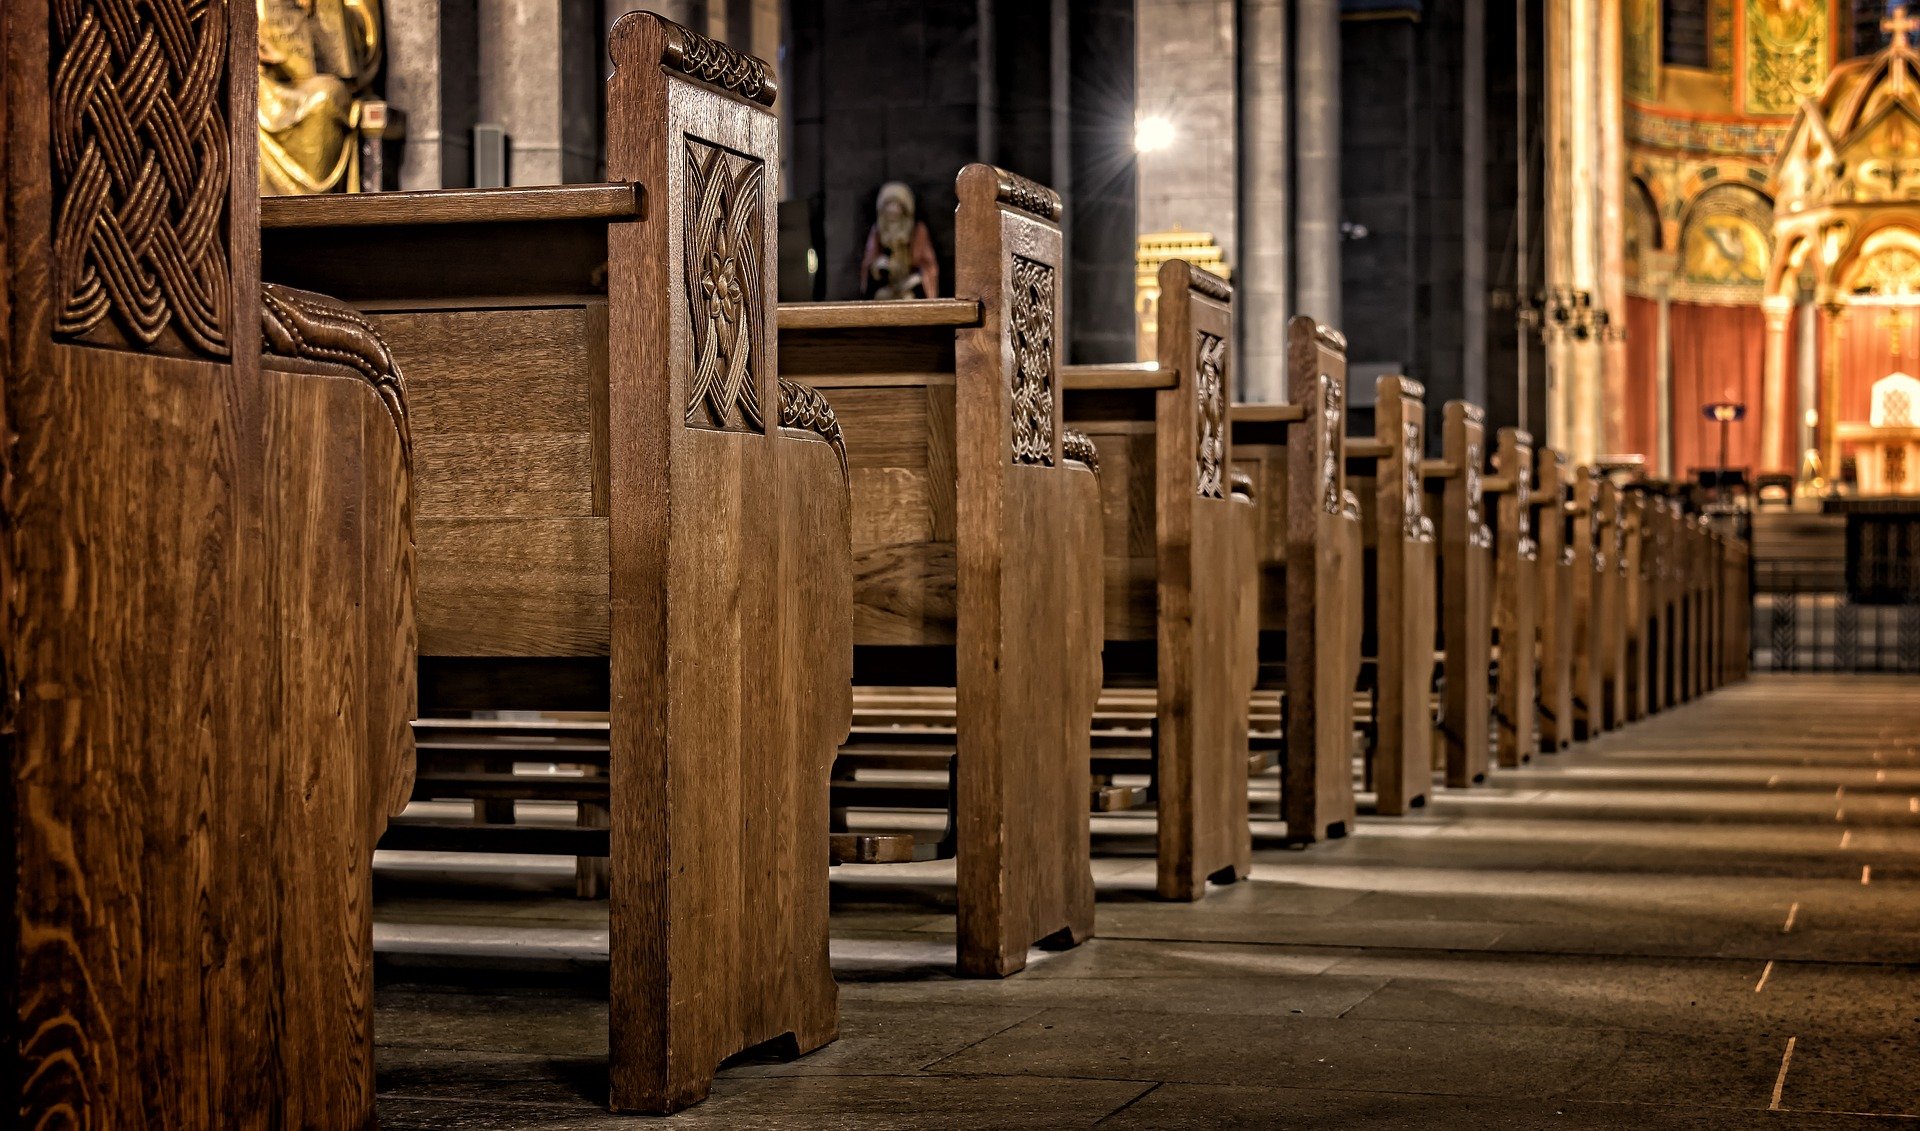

[1484,428,1539,768]
[1534,449,1578,754]
[1231,318,1364,841]
[1061,259,1257,900]
[263,14,853,1112]
[1344,376,1437,814]
[780,163,1105,977]
[1424,402,1493,787]
[8,1,414,1123]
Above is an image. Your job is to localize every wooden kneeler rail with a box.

[8,0,415,1123]
[1344,376,1437,815]
[1233,317,1363,842]
[264,14,852,1112]
[1424,402,1493,788]
[1063,259,1255,899]
[1533,449,1578,754]
[780,163,1103,977]
[1484,428,1539,768]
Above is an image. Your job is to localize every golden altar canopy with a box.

[1767,9,1920,491]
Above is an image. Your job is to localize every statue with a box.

[859,182,940,299]
[258,0,383,196]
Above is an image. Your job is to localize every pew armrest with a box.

[1346,438,1392,461]
[1061,362,1175,390]
[1420,458,1459,480]
[1231,402,1310,424]
[777,298,982,330]
[778,377,849,478]
[1062,428,1101,473]
[261,182,643,229]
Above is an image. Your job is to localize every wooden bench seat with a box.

[1423,402,1494,787]
[1061,259,1257,899]
[264,14,851,1112]
[1344,376,1437,814]
[1484,428,1539,768]
[778,164,1104,978]
[1231,318,1365,841]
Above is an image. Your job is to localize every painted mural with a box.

[1681,183,1775,295]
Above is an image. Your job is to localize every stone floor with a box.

[373,675,1920,1128]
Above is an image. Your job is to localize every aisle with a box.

[375,675,1920,1128]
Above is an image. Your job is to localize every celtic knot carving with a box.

[684,138,766,433]
[51,0,233,357]
[993,168,1063,221]
[779,378,847,478]
[660,19,777,105]
[260,282,409,458]
[1229,468,1254,498]
[1515,460,1538,560]
[1320,375,1343,515]
[1010,255,1057,466]
[1195,332,1226,498]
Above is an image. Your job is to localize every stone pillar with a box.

[1796,295,1818,466]
[1293,0,1341,329]
[479,0,601,185]
[1543,0,1604,462]
[1821,301,1846,478]
[1237,0,1289,402]
[1596,0,1628,453]
[1761,293,1793,472]
[385,0,480,189]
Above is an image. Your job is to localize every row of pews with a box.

[5,8,1751,1125]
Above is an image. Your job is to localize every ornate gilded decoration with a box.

[1062,429,1100,472]
[51,0,232,358]
[1194,332,1226,498]
[779,378,847,478]
[1010,255,1057,466]
[260,281,409,454]
[257,0,382,196]
[1320,375,1343,516]
[1136,236,1229,361]
[660,19,778,106]
[684,138,767,433]
[1746,0,1828,115]
[1849,246,1920,296]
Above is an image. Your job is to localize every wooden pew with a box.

[1344,376,1437,814]
[1720,530,1753,685]
[1423,402,1493,787]
[1061,260,1255,899]
[1569,467,1611,739]
[1613,488,1645,727]
[1484,428,1539,767]
[1533,449,1578,754]
[780,164,1104,976]
[262,15,851,1112]
[7,0,415,1122]
[1232,318,1363,841]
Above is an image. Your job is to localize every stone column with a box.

[385,0,480,189]
[1543,0,1604,462]
[1796,295,1818,466]
[1293,0,1340,330]
[1761,293,1793,472]
[1596,0,1628,453]
[480,0,601,185]
[1237,0,1289,402]
[1135,0,1237,327]
[1821,301,1846,478]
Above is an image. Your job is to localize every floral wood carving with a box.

[779,377,847,478]
[1010,255,1057,466]
[1195,332,1226,498]
[1320,374,1343,515]
[51,0,233,357]
[685,138,766,433]
[1401,420,1431,543]
[1063,428,1100,472]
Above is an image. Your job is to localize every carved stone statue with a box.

[258,0,383,195]
[860,181,940,299]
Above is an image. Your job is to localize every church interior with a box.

[7,0,1920,1126]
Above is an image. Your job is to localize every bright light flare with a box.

[1134,116,1176,154]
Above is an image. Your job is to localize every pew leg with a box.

[576,797,611,900]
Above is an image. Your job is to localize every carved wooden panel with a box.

[1401,420,1429,542]
[1195,331,1226,498]
[1319,374,1343,514]
[1010,255,1056,466]
[684,137,766,432]
[1465,435,1492,549]
[50,0,233,358]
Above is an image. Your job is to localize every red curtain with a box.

[1832,305,1920,427]
[1623,296,1661,461]
[1669,301,1768,479]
